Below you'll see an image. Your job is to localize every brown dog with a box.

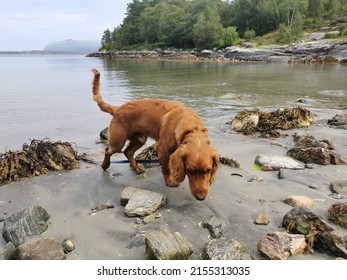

[92,69,218,200]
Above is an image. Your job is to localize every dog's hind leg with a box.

[124,134,147,173]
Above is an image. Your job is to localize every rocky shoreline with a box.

[1,110,347,260]
[87,38,347,64]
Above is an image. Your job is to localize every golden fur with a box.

[92,69,218,200]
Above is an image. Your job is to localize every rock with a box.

[255,154,305,171]
[328,113,347,129]
[145,229,193,260]
[328,203,347,229]
[283,195,315,209]
[287,147,345,165]
[14,237,66,260]
[204,237,245,260]
[143,213,158,224]
[91,201,114,214]
[202,216,223,238]
[288,134,345,165]
[292,133,335,149]
[2,205,50,247]
[315,231,347,258]
[231,107,313,134]
[282,207,347,257]
[218,155,240,168]
[254,211,270,225]
[100,127,108,140]
[3,242,16,260]
[120,186,139,206]
[0,139,80,184]
[257,232,307,260]
[282,207,333,236]
[231,110,259,134]
[62,239,75,253]
[330,181,347,195]
[122,187,166,217]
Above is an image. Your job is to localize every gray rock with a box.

[330,181,347,195]
[255,154,305,171]
[257,232,307,260]
[122,187,166,217]
[14,237,66,260]
[2,205,50,247]
[204,237,245,260]
[3,242,16,260]
[145,229,193,260]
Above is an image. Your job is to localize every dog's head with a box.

[169,138,219,200]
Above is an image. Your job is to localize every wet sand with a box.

[1,110,347,260]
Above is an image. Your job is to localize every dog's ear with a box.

[209,149,219,185]
[169,145,187,184]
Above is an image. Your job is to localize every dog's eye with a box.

[186,168,196,175]
[205,168,211,174]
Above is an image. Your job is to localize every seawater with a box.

[0,54,346,153]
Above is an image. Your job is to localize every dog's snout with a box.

[195,192,206,201]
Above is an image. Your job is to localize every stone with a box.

[202,216,223,238]
[145,229,193,260]
[254,211,270,225]
[283,195,316,209]
[330,181,347,195]
[282,207,333,236]
[315,231,347,258]
[255,154,305,171]
[120,186,139,206]
[282,207,347,258]
[100,127,108,140]
[14,237,66,260]
[257,232,307,260]
[62,239,75,253]
[287,147,345,165]
[3,242,16,260]
[204,237,245,260]
[123,188,166,217]
[2,205,50,247]
[328,203,347,229]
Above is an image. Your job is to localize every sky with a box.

[0,0,132,51]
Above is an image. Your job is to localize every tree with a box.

[192,7,224,49]
[101,29,112,50]
[222,26,239,46]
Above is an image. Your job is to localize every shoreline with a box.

[87,39,347,64]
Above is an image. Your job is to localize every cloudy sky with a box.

[0,0,132,51]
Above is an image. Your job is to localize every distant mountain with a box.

[44,39,100,54]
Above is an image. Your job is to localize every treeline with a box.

[101,0,347,50]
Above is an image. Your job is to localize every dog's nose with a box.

[195,193,206,201]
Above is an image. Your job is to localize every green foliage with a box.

[101,0,347,50]
[222,27,240,46]
[244,29,257,41]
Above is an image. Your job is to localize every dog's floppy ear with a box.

[169,145,187,184]
[210,149,219,185]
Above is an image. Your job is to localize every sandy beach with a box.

[1,107,346,260]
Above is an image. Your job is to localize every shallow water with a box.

[0,55,346,153]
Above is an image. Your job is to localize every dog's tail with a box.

[92,69,116,115]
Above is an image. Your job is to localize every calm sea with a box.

[0,54,346,154]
